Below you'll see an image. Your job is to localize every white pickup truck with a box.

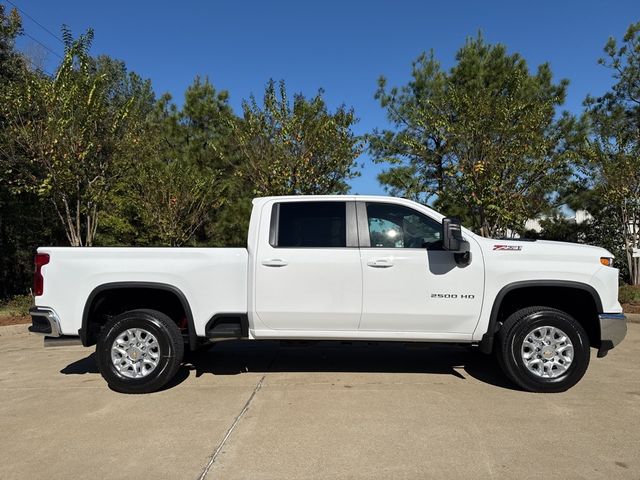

[29,195,627,393]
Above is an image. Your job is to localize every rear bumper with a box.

[29,307,62,337]
[598,313,627,358]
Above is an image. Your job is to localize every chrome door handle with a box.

[261,259,288,267]
[367,259,394,268]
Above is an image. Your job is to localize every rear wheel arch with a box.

[81,282,197,350]
[479,280,603,353]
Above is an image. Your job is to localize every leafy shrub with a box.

[0,294,32,316]
[619,285,640,305]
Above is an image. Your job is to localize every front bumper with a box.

[29,307,62,337]
[597,313,627,358]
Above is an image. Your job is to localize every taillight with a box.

[33,253,50,296]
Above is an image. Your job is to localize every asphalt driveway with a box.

[1,324,639,479]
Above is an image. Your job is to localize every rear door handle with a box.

[367,258,394,268]
[261,259,288,267]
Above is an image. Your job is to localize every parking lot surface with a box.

[1,323,639,479]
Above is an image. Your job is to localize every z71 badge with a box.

[493,244,522,251]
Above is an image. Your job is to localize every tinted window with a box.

[366,202,441,249]
[275,202,347,248]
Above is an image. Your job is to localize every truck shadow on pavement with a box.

[61,340,521,392]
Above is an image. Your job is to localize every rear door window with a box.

[273,202,347,248]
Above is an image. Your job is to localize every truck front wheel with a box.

[96,309,184,394]
[496,307,590,393]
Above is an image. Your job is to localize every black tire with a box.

[496,306,590,393]
[96,309,184,394]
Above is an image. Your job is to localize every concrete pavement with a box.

[1,324,639,479]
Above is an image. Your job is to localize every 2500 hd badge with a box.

[431,293,476,299]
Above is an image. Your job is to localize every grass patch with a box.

[0,294,33,317]
[619,284,640,305]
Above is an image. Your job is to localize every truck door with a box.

[357,201,484,335]
[254,200,362,331]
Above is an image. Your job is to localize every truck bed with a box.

[36,247,248,337]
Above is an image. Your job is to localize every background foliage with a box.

[371,35,572,238]
[1,5,639,302]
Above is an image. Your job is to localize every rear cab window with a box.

[270,201,347,248]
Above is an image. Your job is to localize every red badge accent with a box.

[493,245,522,251]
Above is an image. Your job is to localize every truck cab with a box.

[248,196,484,340]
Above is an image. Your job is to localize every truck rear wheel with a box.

[496,306,590,393]
[96,309,184,394]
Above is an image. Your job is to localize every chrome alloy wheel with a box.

[521,326,574,378]
[110,328,160,379]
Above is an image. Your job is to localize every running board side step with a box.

[205,313,249,341]
[44,336,83,347]
[207,323,243,339]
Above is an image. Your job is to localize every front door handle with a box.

[262,259,288,267]
[367,258,394,268]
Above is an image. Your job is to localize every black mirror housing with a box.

[442,217,466,251]
[442,217,471,266]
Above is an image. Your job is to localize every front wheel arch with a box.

[479,281,603,354]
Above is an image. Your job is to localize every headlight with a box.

[600,257,614,267]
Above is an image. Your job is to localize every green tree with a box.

[129,78,234,246]
[90,57,157,247]
[370,51,448,205]
[133,158,222,246]
[583,22,640,284]
[98,76,238,247]
[372,35,571,237]
[142,78,236,246]
[233,79,362,196]
[0,5,25,81]
[0,28,144,246]
[156,77,238,245]
[0,6,64,298]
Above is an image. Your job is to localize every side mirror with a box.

[442,217,471,266]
